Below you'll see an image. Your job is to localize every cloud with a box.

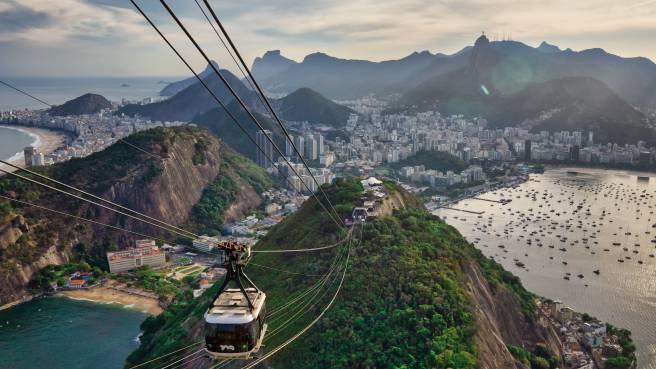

[0,0,655,76]
[0,1,54,33]
[0,0,151,44]
[215,0,656,64]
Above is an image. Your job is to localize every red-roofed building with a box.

[68,279,87,289]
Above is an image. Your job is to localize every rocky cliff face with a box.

[0,245,70,308]
[0,127,267,307]
[462,261,563,369]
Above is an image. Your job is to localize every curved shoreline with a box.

[60,287,163,315]
[0,125,41,162]
[0,124,70,169]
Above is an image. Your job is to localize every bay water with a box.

[0,296,146,369]
[434,167,656,368]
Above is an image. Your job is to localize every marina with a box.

[433,167,656,369]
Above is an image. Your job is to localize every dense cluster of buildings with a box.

[517,130,653,166]
[222,187,306,237]
[106,239,166,273]
[0,108,186,166]
[539,299,630,369]
[336,97,655,172]
[255,130,329,168]
[254,129,338,193]
[330,108,511,168]
[399,164,486,188]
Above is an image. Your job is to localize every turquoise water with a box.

[0,126,37,161]
[0,296,146,369]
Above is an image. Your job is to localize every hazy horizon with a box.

[0,0,654,77]
[1,37,653,79]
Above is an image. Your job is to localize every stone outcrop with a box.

[0,127,265,306]
[462,261,563,369]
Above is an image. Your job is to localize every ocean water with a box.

[0,296,146,369]
[0,126,38,161]
[433,167,656,368]
[0,76,182,110]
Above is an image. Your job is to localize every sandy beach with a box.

[0,124,70,170]
[61,286,163,315]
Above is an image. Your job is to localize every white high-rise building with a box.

[106,241,166,273]
[256,130,274,168]
[305,134,318,160]
[318,134,325,155]
[293,135,305,161]
[34,152,45,166]
[285,135,295,157]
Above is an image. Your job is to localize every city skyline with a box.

[0,0,655,77]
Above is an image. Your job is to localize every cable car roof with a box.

[205,288,266,325]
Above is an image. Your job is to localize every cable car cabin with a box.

[351,207,369,223]
[205,287,267,359]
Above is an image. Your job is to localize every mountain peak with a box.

[410,50,433,58]
[48,93,111,116]
[290,87,320,96]
[413,50,432,56]
[160,61,219,96]
[252,50,297,80]
[263,50,282,57]
[580,48,609,57]
[205,60,219,70]
[259,50,295,63]
[474,33,490,47]
[278,87,355,127]
[537,41,561,53]
[302,52,335,63]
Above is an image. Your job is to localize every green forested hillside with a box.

[190,149,272,235]
[126,178,548,369]
[192,101,285,162]
[276,87,356,127]
[0,126,271,306]
[48,93,112,116]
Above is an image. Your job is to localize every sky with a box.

[0,0,655,77]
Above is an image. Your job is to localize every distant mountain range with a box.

[120,67,355,129]
[252,50,296,81]
[252,49,437,99]
[48,93,111,116]
[117,68,257,122]
[393,35,654,144]
[250,37,656,143]
[122,36,656,145]
[252,37,656,110]
[158,61,219,97]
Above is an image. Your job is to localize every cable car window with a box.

[206,323,238,333]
